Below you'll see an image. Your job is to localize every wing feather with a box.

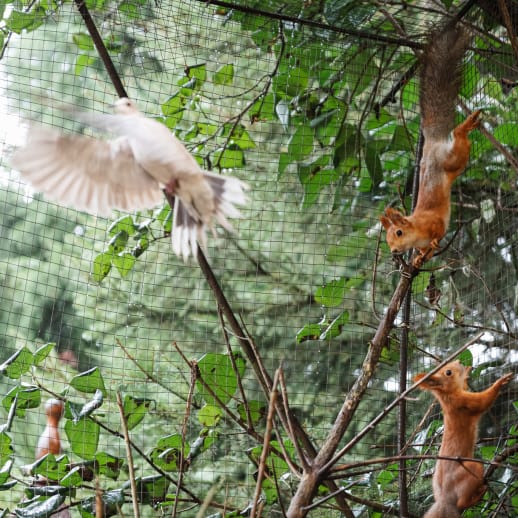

[11,126,163,216]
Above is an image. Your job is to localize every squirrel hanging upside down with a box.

[414,361,513,517]
[380,24,481,267]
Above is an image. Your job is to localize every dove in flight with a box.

[11,98,248,260]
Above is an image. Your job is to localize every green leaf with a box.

[5,8,45,34]
[364,140,384,188]
[376,463,398,489]
[314,278,348,307]
[118,0,140,19]
[65,418,100,460]
[155,205,172,233]
[33,343,55,366]
[161,94,186,118]
[69,367,106,394]
[0,459,12,485]
[287,124,314,161]
[273,66,309,97]
[187,64,206,88]
[237,400,265,426]
[214,64,234,85]
[196,352,246,405]
[74,54,96,76]
[29,454,69,481]
[213,147,244,169]
[113,253,136,278]
[197,404,223,427]
[0,433,13,464]
[108,230,129,254]
[319,311,349,340]
[122,395,153,430]
[149,435,188,472]
[0,346,34,379]
[91,252,112,283]
[94,452,123,480]
[224,124,256,150]
[107,215,136,237]
[297,158,340,209]
[278,152,292,178]
[59,466,85,487]
[296,323,323,343]
[72,32,94,50]
[2,386,40,417]
[250,93,276,122]
[493,123,518,146]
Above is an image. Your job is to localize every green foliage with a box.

[1,0,517,515]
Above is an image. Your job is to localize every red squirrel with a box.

[380,24,481,267]
[414,361,513,517]
[35,399,64,459]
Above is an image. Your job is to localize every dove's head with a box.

[113,97,139,115]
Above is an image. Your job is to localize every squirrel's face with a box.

[380,208,416,254]
[414,361,471,392]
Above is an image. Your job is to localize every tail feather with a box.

[420,23,471,141]
[172,173,247,260]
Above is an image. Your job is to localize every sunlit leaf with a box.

[91,252,112,283]
[149,435,189,472]
[213,147,244,169]
[69,367,106,394]
[197,404,222,427]
[113,253,136,278]
[314,278,348,307]
[0,346,34,379]
[319,311,349,340]
[94,452,123,480]
[196,353,246,405]
[2,386,40,417]
[214,64,234,85]
[65,418,100,460]
[33,343,55,366]
[72,32,94,50]
[287,124,314,161]
[122,395,153,430]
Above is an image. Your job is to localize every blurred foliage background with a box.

[0,0,516,516]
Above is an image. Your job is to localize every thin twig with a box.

[217,306,252,430]
[116,392,140,518]
[277,369,310,472]
[172,362,197,517]
[251,368,281,518]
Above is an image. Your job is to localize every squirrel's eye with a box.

[445,369,452,376]
[396,229,403,237]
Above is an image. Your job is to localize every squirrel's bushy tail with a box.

[420,23,471,141]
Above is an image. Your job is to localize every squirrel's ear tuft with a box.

[385,208,407,225]
[380,215,391,230]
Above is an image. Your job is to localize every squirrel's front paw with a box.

[499,372,514,385]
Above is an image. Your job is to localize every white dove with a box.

[11,97,249,260]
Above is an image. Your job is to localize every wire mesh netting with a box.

[0,0,517,516]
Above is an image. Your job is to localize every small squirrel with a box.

[35,399,64,460]
[380,24,481,267]
[414,361,513,517]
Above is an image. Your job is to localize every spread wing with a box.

[11,126,164,217]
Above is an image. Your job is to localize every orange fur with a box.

[36,399,64,460]
[414,361,513,517]
[380,110,480,266]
